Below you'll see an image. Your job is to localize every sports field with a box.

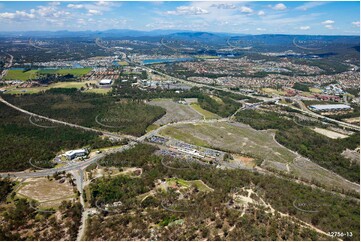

[38,68,92,76]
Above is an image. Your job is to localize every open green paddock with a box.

[4,68,92,81]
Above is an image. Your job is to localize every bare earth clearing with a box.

[148,99,202,125]
[312,127,349,139]
[159,121,359,193]
[17,177,76,208]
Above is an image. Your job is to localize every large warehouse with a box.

[308,104,351,112]
[99,79,113,85]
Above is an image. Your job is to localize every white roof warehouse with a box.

[309,104,351,112]
[99,79,113,85]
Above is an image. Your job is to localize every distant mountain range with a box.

[0,29,359,38]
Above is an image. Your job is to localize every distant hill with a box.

[0,29,358,40]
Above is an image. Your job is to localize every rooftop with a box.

[99,79,112,85]
[65,149,87,156]
[309,104,351,110]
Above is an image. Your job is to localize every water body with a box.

[142,57,194,65]
[112,61,120,67]
[278,52,336,59]
[72,63,83,68]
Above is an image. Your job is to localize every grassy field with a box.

[4,70,38,81]
[160,125,209,147]
[261,88,287,95]
[209,95,224,104]
[146,123,160,132]
[165,178,214,192]
[118,61,129,66]
[190,103,219,119]
[6,81,98,94]
[6,87,47,94]
[194,55,219,59]
[38,68,92,76]
[309,87,323,93]
[4,68,92,81]
[84,88,111,94]
[148,99,202,125]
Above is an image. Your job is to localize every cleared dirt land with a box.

[160,121,296,163]
[148,99,203,125]
[312,127,348,139]
[342,117,360,124]
[159,121,359,193]
[17,177,76,208]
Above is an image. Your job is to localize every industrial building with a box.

[64,149,88,160]
[99,79,113,85]
[308,104,351,112]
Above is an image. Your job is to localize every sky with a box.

[0,1,359,35]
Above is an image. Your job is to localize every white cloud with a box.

[211,3,236,9]
[324,25,333,29]
[67,4,84,9]
[295,2,326,11]
[272,3,287,11]
[49,2,60,7]
[299,26,310,30]
[256,28,266,31]
[257,10,265,16]
[322,20,334,25]
[36,5,63,17]
[165,6,209,15]
[88,9,102,15]
[96,1,111,7]
[0,12,15,19]
[240,6,253,14]
[0,10,35,20]
[352,21,360,27]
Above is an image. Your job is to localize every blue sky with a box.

[0,1,359,35]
